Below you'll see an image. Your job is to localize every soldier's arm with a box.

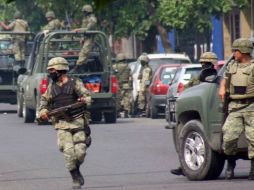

[39,85,52,119]
[0,21,14,30]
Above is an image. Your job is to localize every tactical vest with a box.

[115,63,129,84]
[228,60,254,99]
[13,19,28,32]
[51,77,78,109]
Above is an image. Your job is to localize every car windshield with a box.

[160,67,178,84]
[149,58,190,72]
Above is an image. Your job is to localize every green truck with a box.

[17,31,118,124]
[168,56,249,180]
[0,32,33,104]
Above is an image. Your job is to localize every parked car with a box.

[146,64,181,118]
[129,53,192,115]
[165,64,202,125]
[17,31,118,124]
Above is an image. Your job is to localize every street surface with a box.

[0,104,253,190]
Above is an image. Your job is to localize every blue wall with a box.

[212,16,224,60]
[157,31,175,53]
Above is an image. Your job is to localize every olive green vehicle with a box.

[17,31,118,124]
[169,55,249,180]
[0,32,33,104]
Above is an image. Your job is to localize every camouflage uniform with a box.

[137,54,152,113]
[43,11,61,32]
[184,52,218,89]
[76,5,97,66]
[39,57,91,188]
[113,53,132,117]
[1,11,29,64]
[222,38,254,180]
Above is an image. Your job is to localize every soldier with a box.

[219,38,254,180]
[43,11,61,34]
[184,51,218,89]
[170,51,218,176]
[136,54,152,116]
[39,57,92,189]
[113,53,132,118]
[75,4,97,66]
[0,10,29,67]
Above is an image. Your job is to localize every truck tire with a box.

[179,120,225,180]
[23,100,35,123]
[17,94,23,117]
[91,112,102,122]
[104,110,117,123]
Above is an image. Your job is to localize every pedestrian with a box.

[170,51,218,176]
[39,57,92,189]
[43,11,61,34]
[219,38,254,180]
[113,53,132,118]
[136,54,152,117]
[75,4,97,66]
[0,10,29,67]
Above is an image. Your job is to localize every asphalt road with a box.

[0,104,253,190]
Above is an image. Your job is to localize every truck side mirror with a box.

[199,68,218,83]
[18,68,27,75]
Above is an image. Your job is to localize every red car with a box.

[146,64,185,118]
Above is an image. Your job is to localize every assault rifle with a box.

[222,55,234,123]
[48,101,86,122]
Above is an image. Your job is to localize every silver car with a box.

[165,64,202,125]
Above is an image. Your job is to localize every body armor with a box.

[51,77,78,109]
[228,61,254,99]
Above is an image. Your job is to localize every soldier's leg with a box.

[222,111,244,179]
[77,39,93,65]
[123,89,131,117]
[244,112,254,180]
[57,129,80,189]
[73,130,87,186]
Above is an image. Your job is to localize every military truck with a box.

[168,55,250,180]
[17,31,118,124]
[0,32,33,104]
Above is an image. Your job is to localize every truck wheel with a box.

[104,110,117,123]
[150,104,158,119]
[179,120,225,180]
[17,94,23,117]
[23,100,35,123]
[91,112,102,122]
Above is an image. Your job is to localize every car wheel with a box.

[150,104,158,119]
[91,112,102,122]
[104,110,117,123]
[17,93,23,117]
[23,99,35,123]
[179,120,225,180]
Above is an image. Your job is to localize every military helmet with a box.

[14,11,22,19]
[116,53,126,62]
[45,11,55,19]
[82,4,93,13]
[199,52,218,65]
[47,57,69,71]
[232,38,253,54]
[139,54,149,63]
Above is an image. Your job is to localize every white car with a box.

[128,53,192,114]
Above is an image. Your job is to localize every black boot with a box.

[70,169,81,189]
[76,165,84,186]
[248,159,254,180]
[225,157,236,180]
[170,166,184,176]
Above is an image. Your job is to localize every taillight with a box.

[150,82,168,95]
[40,77,48,95]
[177,82,185,95]
[111,75,119,94]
